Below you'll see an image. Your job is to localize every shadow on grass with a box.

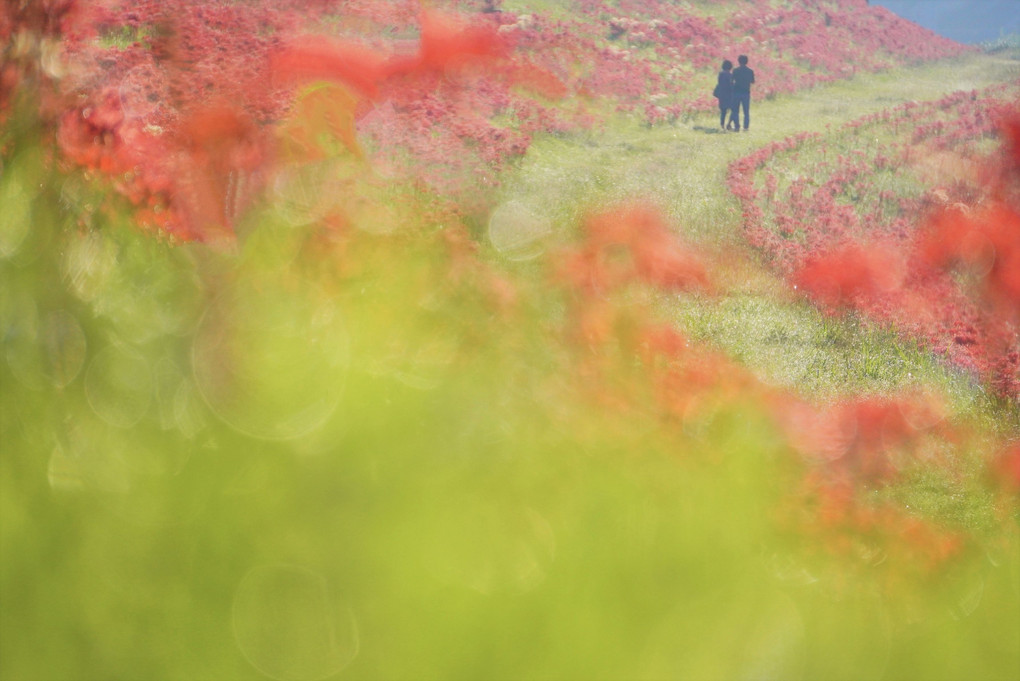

[691,125,735,135]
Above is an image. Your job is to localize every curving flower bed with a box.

[729,84,1020,399]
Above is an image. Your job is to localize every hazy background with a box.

[871,0,1020,43]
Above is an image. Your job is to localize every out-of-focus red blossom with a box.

[436,221,520,314]
[271,39,391,99]
[43,4,524,242]
[775,393,977,578]
[2,0,81,39]
[414,11,509,72]
[1000,111,1020,170]
[574,300,615,349]
[785,476,966,575]
[652,350,761,425]
[554,204,713,381]
[919,203,1020,321]
[56,89,135,175]
[169,102,268,240]
[502,62,568,100]
[780,395,950,486]
[565,203,712,294]
[637,323,688,363]
[86,87,124,129]
[791,241,904,310]
[484,272,519,312]
[177,104,264,170]
[272,12,507,95]
[550,203,735,424]
[54,94,269,241]
[989,442,1020,493]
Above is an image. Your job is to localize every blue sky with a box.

[870,0,1020,43]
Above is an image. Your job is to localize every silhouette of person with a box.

[730,54,755,131]
[713,60,738,131]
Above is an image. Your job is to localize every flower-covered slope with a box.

[729,85,1020,399]
[3,0,971,241]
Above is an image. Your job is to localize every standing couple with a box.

[713,55,755,131]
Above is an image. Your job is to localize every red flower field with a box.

[729,85,1020,398]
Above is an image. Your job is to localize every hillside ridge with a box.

[3,0,974,241]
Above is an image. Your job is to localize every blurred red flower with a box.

[919,203,1020,322]
[791,241,904,310]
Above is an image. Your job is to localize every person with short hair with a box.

[730,54,755,131]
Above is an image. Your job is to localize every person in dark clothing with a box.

[713,60,738,130]
[730,54,755,131]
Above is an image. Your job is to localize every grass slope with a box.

[496,51,1020,423]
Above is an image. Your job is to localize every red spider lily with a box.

[637,323,688,363]
[919,203,1020,322]
[501,62,568,100]
[783,474,967,577]
[168,102,269,240]
[414,11,509,73]
[553,248,603,297]
[272,12,508,95]
[435,222,521,315]
[791,241,904,311]
[579,203,712,294]
[56,102,124,175]
[177,104,262,168]
[573,300,616,350]
[551,204,723,415]
[270,39,391,99]
[783,402,859,465]
[1000,110,1020,170]
[989,442,1020,494]
[781,395,953,486]
[266,11,530,204]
